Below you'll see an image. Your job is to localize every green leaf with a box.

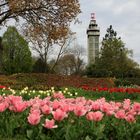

[85,135,92,140]
[26,129,33,139]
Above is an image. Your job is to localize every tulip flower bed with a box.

[1,88,140,140]
[81,85,140,94]
[79,85,140,101]
[1,86,140,102]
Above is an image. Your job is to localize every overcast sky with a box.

[71,0,140,64]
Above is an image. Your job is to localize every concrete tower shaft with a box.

[87,13,100,65]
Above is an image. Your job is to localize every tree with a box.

[0,0,81,43]
[49,31,80,72]
[49,43,85,75]
[32,58,50,73]
[66,44,86,74]
[98,25,138,78]
[25,29,76,73]
[50,47,85,75]
[57,54,76,75]
[86,64,111,77]
[0,37,3,72]
[2,26,32,74]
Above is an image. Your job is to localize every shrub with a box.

[114,79,132,87]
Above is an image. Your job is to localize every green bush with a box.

[114,79,132,87]
[125,78,140,86]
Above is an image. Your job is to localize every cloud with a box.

[112,1,139,16]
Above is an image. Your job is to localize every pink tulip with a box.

[53,92,65,99]
[100,102,112,113]
[8,105,16,112]
[125,114,136,123]
[27,112,42,125]
[133,102,140,112]
[74,105,87,117]
[123,100,131,111]
[115,102,122,108]
[42,97,51,106]
[8,95,23,105]
[86,112,95,121]
[126,109,136,116]
[43,119,58,129]
[52,100,61,110]
[41,104,51,115]
[13,101,27,112]
[52,109,67,121]
[86,111,104,121]
[30,108,41,115]
[75,97,86,105]
[93,111,104,121]
[91,101,100,111]
[60,103,70,112]
[115,110,126,119]
[106,110,115,116]
[110,101,122,111]
[0,102,8,112]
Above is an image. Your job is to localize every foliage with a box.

[125,78,140,86]
[1,26,32,74]
[0,0,81,44]
[114,79,132,87]
[99,25,139,78]
[0,1,81,75]
[114,78,140,87]
[32,58,50,73]
[86,64,111,78]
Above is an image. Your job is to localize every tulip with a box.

[43,119,58,129]
[27,112,42,125]
[52,109,67,121]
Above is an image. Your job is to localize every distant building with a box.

[87,13,100,65]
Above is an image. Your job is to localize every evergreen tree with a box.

[98,25,138,78]
[32,58,50,73]
[2,26,32,74]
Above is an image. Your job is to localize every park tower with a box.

[87,13,100,65]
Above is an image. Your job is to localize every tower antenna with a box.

[91,13,96,20]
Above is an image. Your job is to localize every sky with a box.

[70,0,140,64]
